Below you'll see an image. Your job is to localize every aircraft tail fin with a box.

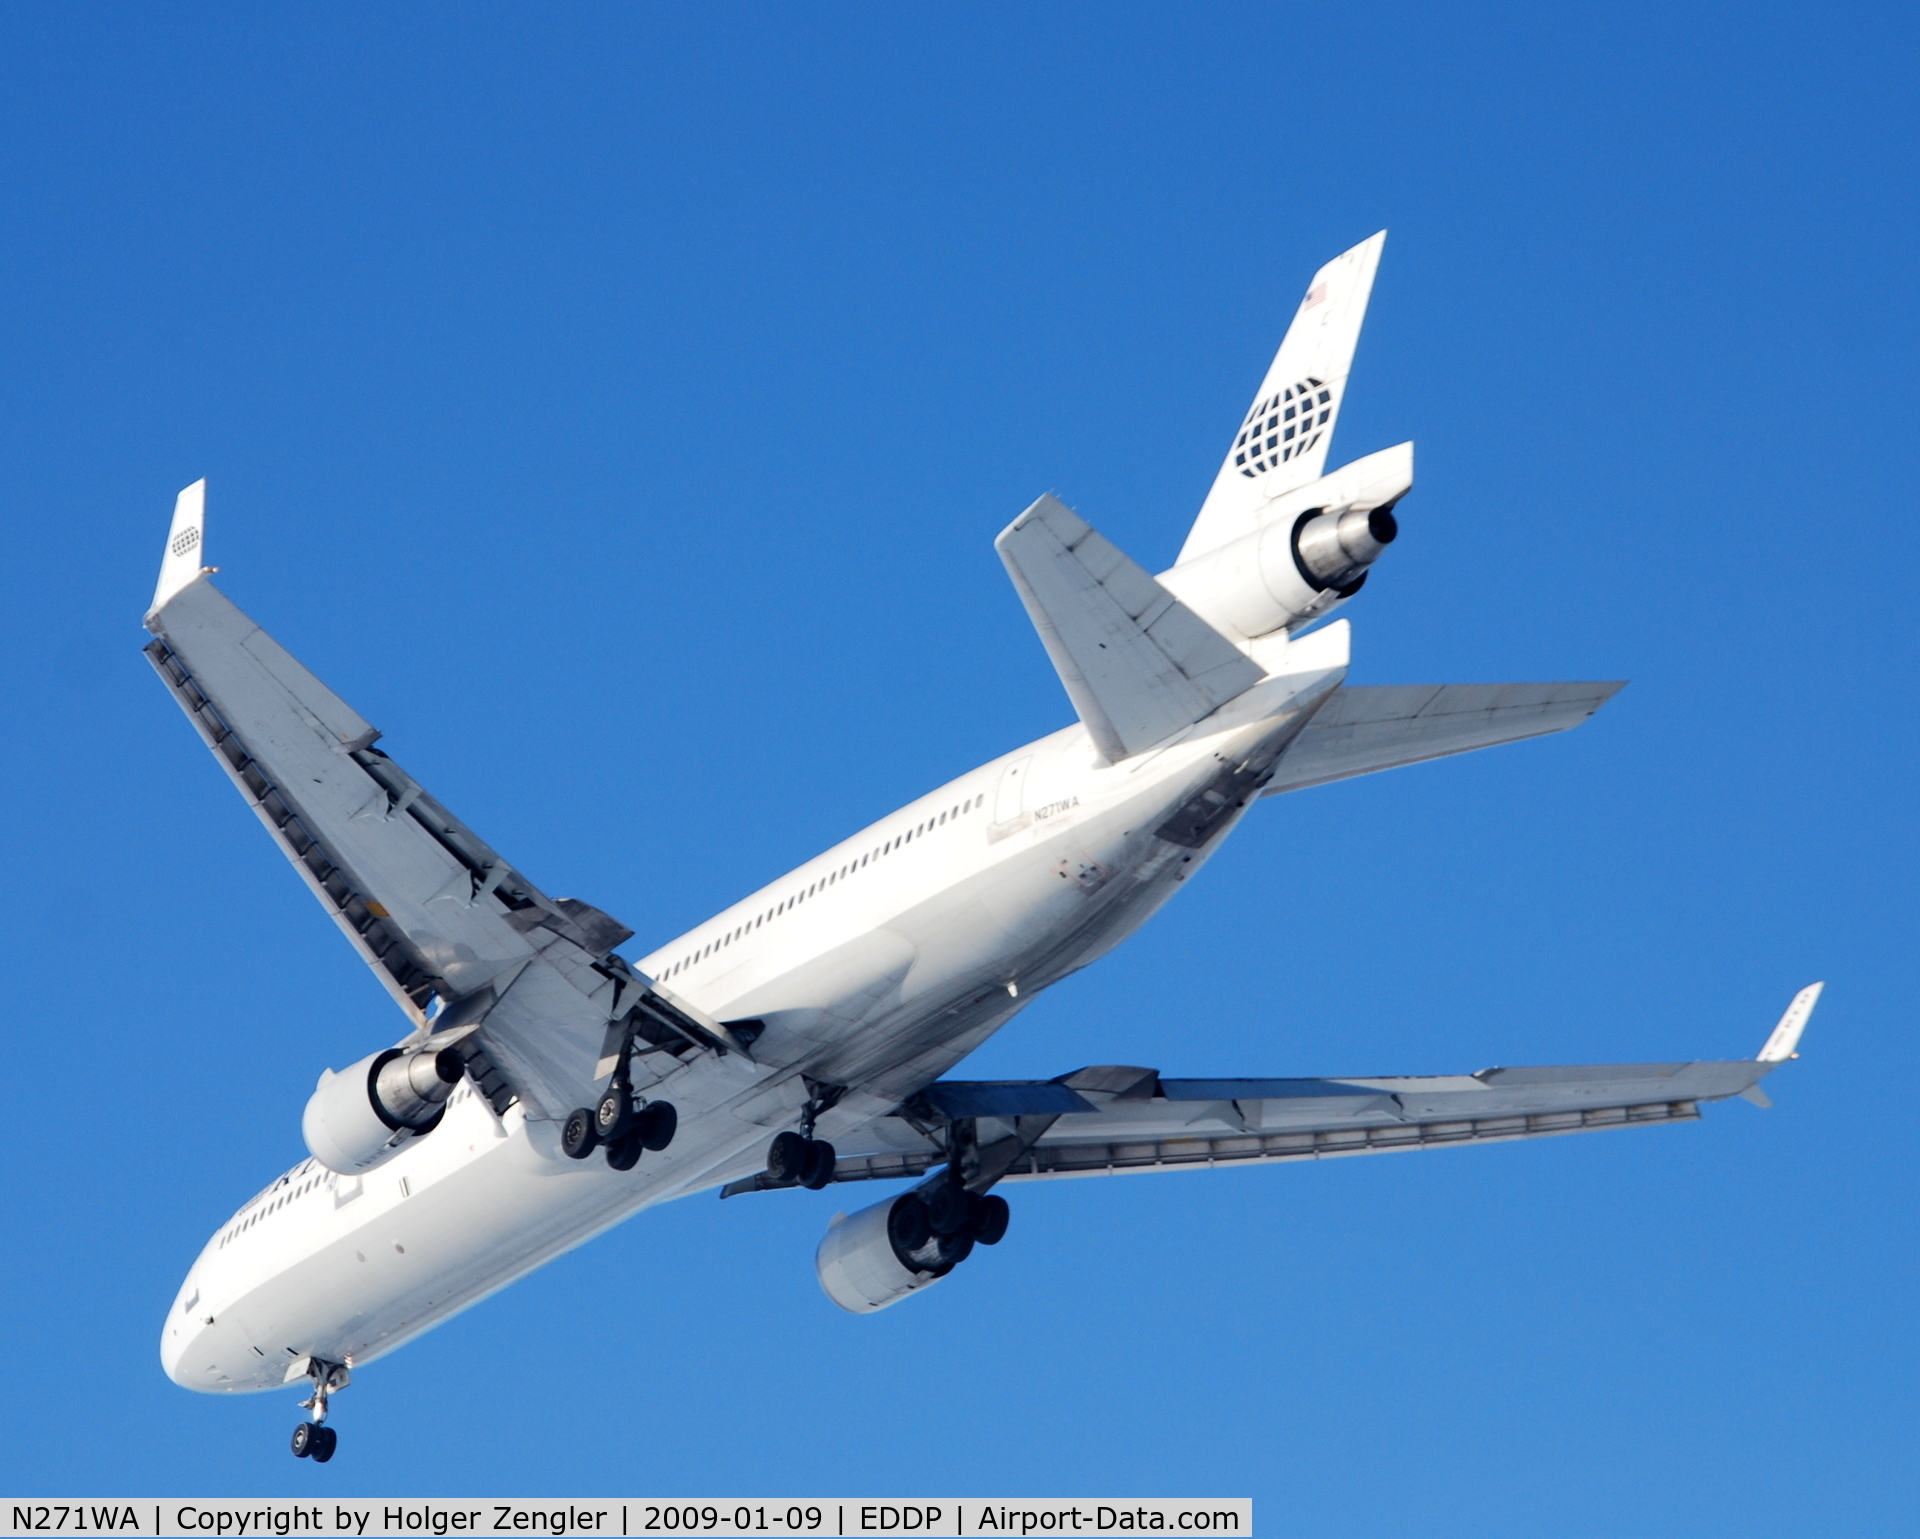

[997,494,1264,762]
[1178,233,1385,565]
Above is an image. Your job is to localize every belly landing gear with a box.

[767,1129,837,1190]
[290,1357,348,1462]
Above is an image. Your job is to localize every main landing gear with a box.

[562,1081,677,1169]
[290,1358,348,1462]
[562,1022,679,1169]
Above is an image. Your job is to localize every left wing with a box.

[142,482,744,1121]
[808,986,1820,1191]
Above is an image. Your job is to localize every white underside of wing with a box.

[1261,680,1627,796]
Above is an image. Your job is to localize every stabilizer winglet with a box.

[147,479,209,625]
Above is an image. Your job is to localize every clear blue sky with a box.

[1,2,1915,1527]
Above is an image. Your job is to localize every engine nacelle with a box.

[1158,441,1411,641]
[816,1192,972,1314]
[302,1045,464,1176]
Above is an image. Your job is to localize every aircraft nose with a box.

[161,1275,223,1390]
[160,1305,197,1386]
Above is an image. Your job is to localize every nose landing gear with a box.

[290,1357,349,1462]
[290,1422,337,1461]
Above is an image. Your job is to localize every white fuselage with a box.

[161,645,1344,1395]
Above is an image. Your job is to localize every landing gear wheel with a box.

[636,1100,678,1151]
[766,1129,809,1183]
[971,1193,1011,1245]
[561,1108,599,1159]
[800,1138,836,1190]
[595,1084,635,1143]
[291,1423,316,1458]
[605,1132,643,1171]
[307,1425,337,1463]
[928,1181,971,1235]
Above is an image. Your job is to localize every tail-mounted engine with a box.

[302,1044,465,1175]
[1158,441,1411,641]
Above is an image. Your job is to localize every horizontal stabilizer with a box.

[1261,680,1625,796]
[997,493,1263,762]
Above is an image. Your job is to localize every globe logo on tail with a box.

[1233,378,1333,477]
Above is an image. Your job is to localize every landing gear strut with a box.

[290,1357,348,1462]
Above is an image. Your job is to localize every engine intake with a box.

[302,1045,464,1175]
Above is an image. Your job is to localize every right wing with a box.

[142,484,744,1120]
[1261,680,1626,796]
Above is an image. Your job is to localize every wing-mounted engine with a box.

[811,1070,1148,1312]
[816,1189,1010,1314]
[1157,442,1410,642]
[302,1041,466,1175]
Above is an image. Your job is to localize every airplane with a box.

[152,232,1818,1463]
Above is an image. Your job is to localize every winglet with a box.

[146,479,209,626]
[1758,982,1823,1064]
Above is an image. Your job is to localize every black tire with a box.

[766,1129,809,1183]
[800,1138,836,1190]
[971,1193,1011,1245]
[595,1084,633,1142]
[935,1231,975,1272]
[561,1107,598,1159]
[308,1425,337,1463]
[291,1423,315,1458]
[605,1132,643,1171]
[636,1100,678,1152]
[928,1181,970,1235]
[888,1192,931,1252]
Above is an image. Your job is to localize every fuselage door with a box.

[989,755,1034,841]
